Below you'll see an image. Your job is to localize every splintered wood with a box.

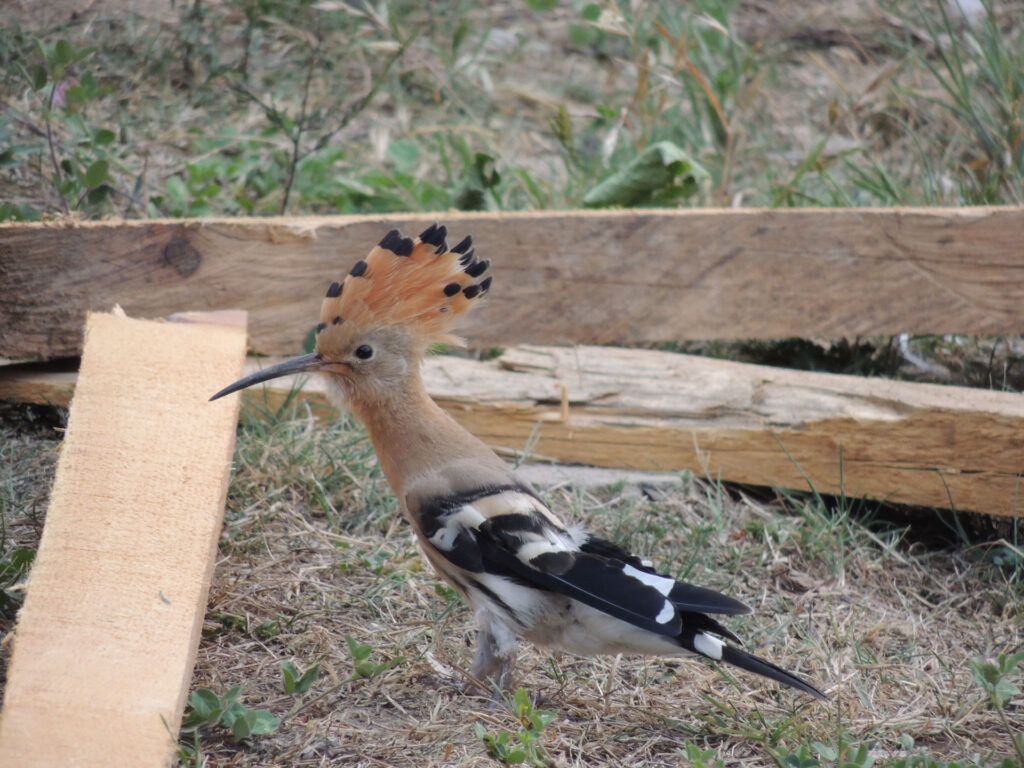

[13,345,1006,517]
[455,346,1024,516]
[2,343,1021,515]
[0,311,247,767]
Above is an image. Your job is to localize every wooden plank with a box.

[463,346,1024,517]
[4,345,1021,516]
[0,310,247,767]
[0,366,76,406]
[2,208,1023,360]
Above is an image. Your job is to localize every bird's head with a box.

[209,223,491,405]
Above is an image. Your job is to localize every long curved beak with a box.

[209,352,324,401]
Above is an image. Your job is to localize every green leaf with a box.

[970,654,1021,708]
[1004,649,1024,670]
[86,184,112,206]
[345,634,372,663]
[513,687,530,716]
[580,3,601,21]
[848,743,874,768]
[568,23,600,47]
[387,140,420,173]
[84,159,110,188]
[64,85,88,109]
[281,661,320,694]
[344,634,404,679]
[334,176,377,197]
[452,19,469,54]
[812,742,838,760]
[221,686,243,707]
[454,185,485,211]
[473,152,500,188]
[231,711,253,740]
[232,708,278,739]
[549,104,573,148]
[526,0,558,10]
[583,141,709,207]
[249,709,279,734]
[54,40,74,66]
[220,700,247,730]
[0,547,35,578]
[281,661,298,694]
[187,688,220,721]
[31,64,48,90]
[995,678,1020,707]
[165,175,188,207]
[295,663,321,693]
[531,709,556,729]
[93,128,116,146]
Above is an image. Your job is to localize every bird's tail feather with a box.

[718,644,827,700]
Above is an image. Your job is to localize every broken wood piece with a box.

[2,207,1023,360]
[471,346,1024,517]
[3,344,1020,516]
[0,310,247,767]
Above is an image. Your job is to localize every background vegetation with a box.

[1,1,1022,766]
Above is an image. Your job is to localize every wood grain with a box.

[5,344,1020,516]
[0,310,247,767]
[2,208,1023,360]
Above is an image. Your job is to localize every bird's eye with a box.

[354,344,374,360]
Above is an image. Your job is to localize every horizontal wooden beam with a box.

[2,208,1023,360]
[0,310,247,766]
[4,345,1021,516]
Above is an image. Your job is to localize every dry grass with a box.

[0,393,1021,767]
[181,403,1022,766]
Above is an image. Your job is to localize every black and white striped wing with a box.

[413,484,746,637]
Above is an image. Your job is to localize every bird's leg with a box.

[467,612,517,697]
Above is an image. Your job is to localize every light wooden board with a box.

[5,345,1021,516]
[0,310,247,767]
[2,207,1023,360]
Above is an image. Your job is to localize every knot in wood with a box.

[162,237,201,278]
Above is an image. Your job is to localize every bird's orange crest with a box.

[315,223,491,350]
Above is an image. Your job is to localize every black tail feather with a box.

[684,612,743,646]
[718,645,827,700]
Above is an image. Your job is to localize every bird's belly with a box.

[522,600,683,657]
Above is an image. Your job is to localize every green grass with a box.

[3,0,1022,220]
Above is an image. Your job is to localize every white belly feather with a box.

[468,573,683,657]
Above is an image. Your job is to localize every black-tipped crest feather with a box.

[419,223,447,247]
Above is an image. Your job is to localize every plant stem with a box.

[44,80,70,215]
[279,46,318,215]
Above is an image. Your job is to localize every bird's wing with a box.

[579,534,751,616]
[409,480,747,639]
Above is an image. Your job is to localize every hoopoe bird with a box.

[211,223,826,701]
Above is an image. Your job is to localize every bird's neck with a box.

[347,370,495,498]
